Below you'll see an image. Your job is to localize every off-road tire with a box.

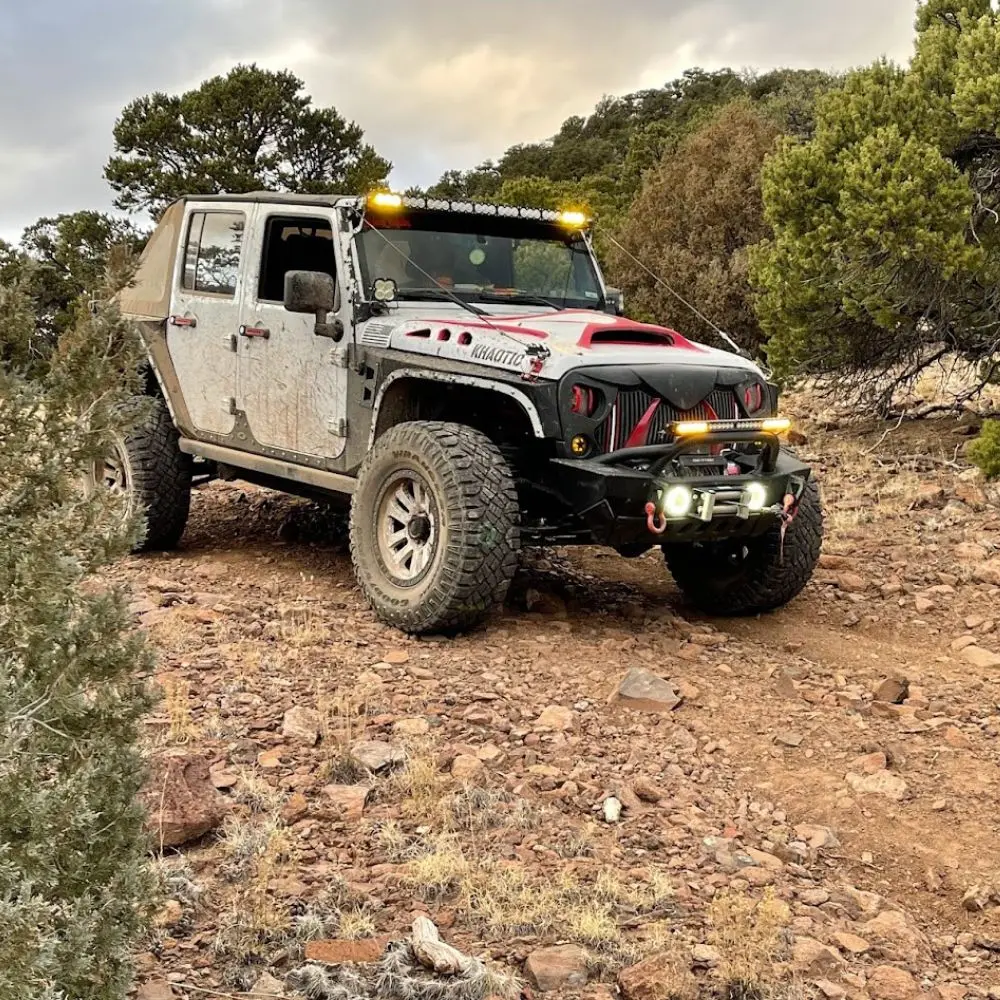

[121,397,192,552]
[349,421,520,634]
[663,478,823,616]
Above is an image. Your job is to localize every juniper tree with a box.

[0,277,155,999]
[751,0,1000,409]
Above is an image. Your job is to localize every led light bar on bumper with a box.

[672,417,792,437]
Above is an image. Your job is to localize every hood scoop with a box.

[580,327,676,348]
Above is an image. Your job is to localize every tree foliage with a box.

[427,68,835,223]
[751,0,1000,407]
[0,278,155,998]
[609,102,781,353]
[105,64,391,216]
[0,212,145,369]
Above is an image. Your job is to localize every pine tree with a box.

[0,276,155,999]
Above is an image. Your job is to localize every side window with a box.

[258,215,339,304]
[181,211,245,296]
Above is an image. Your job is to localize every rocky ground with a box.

[121,395,1000,1000]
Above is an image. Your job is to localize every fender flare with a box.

[368,369,546,449]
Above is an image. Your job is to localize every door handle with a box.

[239,325,270,340]
[169,315,197,328]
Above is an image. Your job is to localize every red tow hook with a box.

[645,501,667,535]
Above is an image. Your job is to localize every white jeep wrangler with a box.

[112,190,822,633]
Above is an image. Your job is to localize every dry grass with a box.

[556,822,597,859]
[402,850,676,973]
[706,888,791,998]
[214,815,295,964]
[408,837,471,900]
[338,905,378,940]
[232,769,284,815]
[160,674,197,743]
[384,745,449,824]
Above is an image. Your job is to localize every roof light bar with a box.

[364,191,591,226]
[671,417,792,437]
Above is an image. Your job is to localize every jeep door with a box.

[236,207,349,462]
[168,205,247,436]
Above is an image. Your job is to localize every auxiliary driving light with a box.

[673,420,710,436]
[744,482,768,512]
[663,485,694,518]
[558,210,589,228]
[369,191,403,209]
[761,417,791,434]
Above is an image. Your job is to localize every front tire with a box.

[349,421,520,634]
[87,397,192,552]
[663,478,823,615]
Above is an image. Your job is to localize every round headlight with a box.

[663,486,693,518]
[745,482,768,512]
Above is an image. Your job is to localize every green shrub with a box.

[0,280,156,999]
[968,420,1000,480]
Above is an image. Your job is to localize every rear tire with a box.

[663,478,823,615]
[88,397,192,552]
[349,421,520,634]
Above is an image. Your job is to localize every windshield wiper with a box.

[397,287,488,317]
[475,291,563,310]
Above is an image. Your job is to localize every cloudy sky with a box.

[1,0,918,241]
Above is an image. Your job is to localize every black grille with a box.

[596,387,741,453]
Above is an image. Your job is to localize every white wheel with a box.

[375,471,440,584]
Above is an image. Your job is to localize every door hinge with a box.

[329,345,350,368]
[223,396,236,415]
[223,333,237,352]
[327,418,348,437]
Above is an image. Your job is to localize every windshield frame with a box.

[354,208,607,312]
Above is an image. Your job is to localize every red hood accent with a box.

[419,309,705,349]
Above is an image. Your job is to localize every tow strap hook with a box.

[779,492,798,563]
[645,501,667,535]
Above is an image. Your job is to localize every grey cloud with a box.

[0,0,916,240]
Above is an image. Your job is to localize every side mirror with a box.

[284,270,343,342]
[285,270,335,314]
[604,287,625,317]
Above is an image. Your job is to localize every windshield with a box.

[355,209,605,311]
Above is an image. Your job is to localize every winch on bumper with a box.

[544,420,813,548]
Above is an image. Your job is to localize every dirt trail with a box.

[124,411,1000,998]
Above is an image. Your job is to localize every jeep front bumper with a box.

[542,430,812,548]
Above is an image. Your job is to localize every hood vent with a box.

[582,328,675,348]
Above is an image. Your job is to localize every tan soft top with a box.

[116,199,185,322]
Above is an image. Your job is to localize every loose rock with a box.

[304,938,388,964]
[526,944,589,992]
[141,752,228,849]
[961,646,1000,668]
[874,677,909,704]
[451,754,485,782]
[282,706,321,745]
[137,983,176,1000]
[612,668,682,714]
[846,771,908,802]
[320,785,370,822]
[351,740,405,772]
[866,965,920,1000]
[791,937,844,978]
